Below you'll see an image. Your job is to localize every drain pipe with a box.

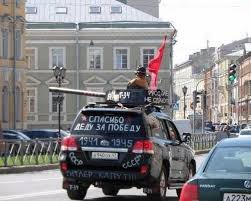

[75,23,80,111]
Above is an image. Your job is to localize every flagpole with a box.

[170,29,177,119]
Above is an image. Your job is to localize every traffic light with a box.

[228,64,237,81]
[201,91,207,110]
[193,90,202,108]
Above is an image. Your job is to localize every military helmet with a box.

[135,65,146,75]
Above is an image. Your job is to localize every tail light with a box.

[140,165,149,174]
[179,183,199,201]
[60,162,68,172]
[132,140,154,154]
[61,136,78,151]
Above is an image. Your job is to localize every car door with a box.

[165,120,187,181]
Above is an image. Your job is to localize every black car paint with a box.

[60,107,195,193]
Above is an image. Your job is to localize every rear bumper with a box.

[62,169,153,187]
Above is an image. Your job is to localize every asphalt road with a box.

[0,154,206,201]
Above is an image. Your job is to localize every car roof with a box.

[217,137,251,147]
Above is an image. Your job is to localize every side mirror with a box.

[182,132,191,143]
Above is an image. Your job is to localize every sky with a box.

[159,0,251,65]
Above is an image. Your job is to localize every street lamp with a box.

[52,66,66,138]
[182,86,188,119]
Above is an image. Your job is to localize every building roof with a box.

[26,0,162,23]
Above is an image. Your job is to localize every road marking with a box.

[0,177,61,184]
[0,186,96,200]
[0,190,64,200]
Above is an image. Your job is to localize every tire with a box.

[176,162,196,198]
[67,188,87,200]
[102,187,119,196]
[147,167,167,201]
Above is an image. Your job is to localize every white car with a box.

[238,129,251,137]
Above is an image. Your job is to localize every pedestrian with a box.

[127,65,148,90]
[224,125,230,138]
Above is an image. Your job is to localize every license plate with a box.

[91,152,118,160]
[223,193,251,201]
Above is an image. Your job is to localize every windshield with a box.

[205,147,251,173]
[71,111,146,137]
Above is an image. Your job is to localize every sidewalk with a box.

[0,150,210,174]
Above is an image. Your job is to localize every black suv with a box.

[59,102,195,200]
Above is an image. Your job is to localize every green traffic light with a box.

[229,75,236,81]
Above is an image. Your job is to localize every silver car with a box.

[238,129,251,137]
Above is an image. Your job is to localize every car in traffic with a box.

[179,137,251,201]
[21,129,69,139]
[59,101,196,201]
[238,129,251,138]
[2,131,32,156]
[3,130,31,140]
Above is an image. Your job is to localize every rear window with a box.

[205,147,251,173]
[240,130,251,136]
[71,111,145,137]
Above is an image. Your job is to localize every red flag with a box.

[148,35,167,90]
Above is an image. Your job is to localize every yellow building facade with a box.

[0,0,27,129]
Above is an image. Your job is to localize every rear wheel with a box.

[176,162,196,198]
[102,186,119,196]
[67,188,87,200]
[147,167,167,201]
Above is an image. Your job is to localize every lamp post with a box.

[182,86,188,119]
[52,66,66,138]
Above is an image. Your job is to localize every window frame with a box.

[2,86,9,122]
[3,0,8,6]
[2,29,9,59]
[111,6,122,13]
[49,47,66,69]
[87,47,103,70]
[49,92,66,113]
[26,7,37,14]
[140,47,156,68]
[16,0,20,8]
[113,47,130,70]
[55,7,68,14]
[26,88,37,113]
[15,30,22,60]
[26,47,38,69]
[89,6,101,14]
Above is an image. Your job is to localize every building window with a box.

[26,7,37,14]
[86,88,103,103]
[56,7,67,14]
[3,69,8,81]
[49,47,65,68]
[141,48,155,68]
[88,47,103,69]
[16,87,21,122]
[89,6,101,13]
[15,71,21,81]
[16,0,20,7]
[26,48,37,69]
[2,86,8,122]
[114,48,129,69]
[15,30,21,59]
[2,29,8,59]
[3,0,8,5]
[51,92,64,113]
[27,88,36,113]
[111,6,122,13]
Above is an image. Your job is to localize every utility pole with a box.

[13,0,17,129]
